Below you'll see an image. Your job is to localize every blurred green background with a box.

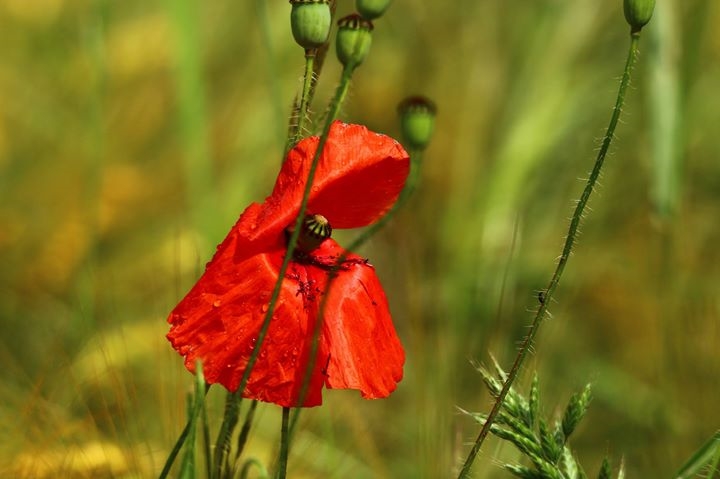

[1,0,719,477]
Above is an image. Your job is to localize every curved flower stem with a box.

[236,60,356,427]
[285,49,317,155]
[457,31,642,479]
[288,148,424,436]
[239,458,270,479]
[276,407,291,479]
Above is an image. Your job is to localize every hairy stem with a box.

[285,50,317,155]
[457,31,642,478]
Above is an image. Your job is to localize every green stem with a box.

[212,45,319,479]
[178,391,197,478]
[201,390,212,479]
[286,50,317,155]
[276,407,291,479]
[289,148,424,436]
[234,400,259,463]
[456,31,642,479]
[234,63,355,413]
[240,458,270,479]
[212,391,241,478]
[159,379,210,479]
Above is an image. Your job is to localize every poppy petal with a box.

[285,121,410,229]
[167,242,328,407]
[229,122,409,259]
[305,240,405,399]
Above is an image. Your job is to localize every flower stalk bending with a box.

[457,29,645,479]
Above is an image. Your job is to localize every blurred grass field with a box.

[1,0,719,477]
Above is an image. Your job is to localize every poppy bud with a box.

[336,14,374,69]
[623,0,655,32]
[289,0,331,49]
[356,0,392,20]
[397,96,437,150]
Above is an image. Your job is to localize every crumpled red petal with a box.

[167,235,327,407]
[167,237,404,406]
[308,240,405,399]
[230,122,409,259]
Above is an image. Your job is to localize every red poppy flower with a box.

[167,121,408,407]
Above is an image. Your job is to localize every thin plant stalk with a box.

[286,50,317,155]
[159,368,210,479]
[234,400,259,463]
[213,15,349,478]
[201,395,212,479]
[234,60,356,422]
[457,31,643,479]
[178,392,197,479]
[240,459,270,479]
[276,407,291,479]
[212,391,241,478]
[265,63,356,467]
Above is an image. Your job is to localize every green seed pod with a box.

[356,0,393,20]
[397,96,437,151]
[336,14,374,69]
[623,0,656,32]
[288,214,332,253]
[289,0,331,49]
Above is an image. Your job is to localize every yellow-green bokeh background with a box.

[1,0,719,477]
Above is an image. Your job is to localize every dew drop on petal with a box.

[212,300,222,308]
[261,303,268,313]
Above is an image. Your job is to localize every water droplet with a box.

[261,304,268,313]
[212,300,222,308]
